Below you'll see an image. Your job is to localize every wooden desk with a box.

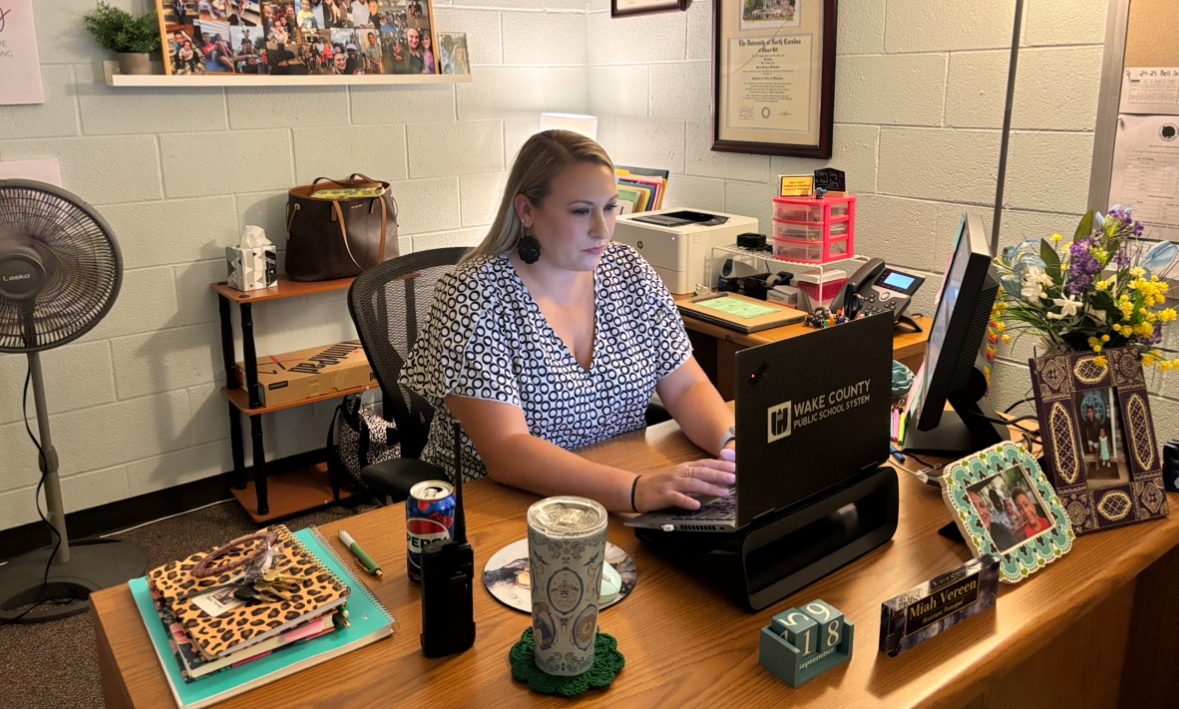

[674,298,930,400]
[91,419,1179,707]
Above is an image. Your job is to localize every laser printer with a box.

[613,209,759,295]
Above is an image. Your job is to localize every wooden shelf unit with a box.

[212,277,363,520]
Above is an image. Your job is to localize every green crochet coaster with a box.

[509,628,625,697]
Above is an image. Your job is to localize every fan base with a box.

[0,538,148,623]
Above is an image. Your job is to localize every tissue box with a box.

[226,245,277,291]
[235,341,374,407]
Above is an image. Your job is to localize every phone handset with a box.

[832,258,925,332]
[831,258,885,314]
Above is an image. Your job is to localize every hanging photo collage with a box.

[158,1,439,76]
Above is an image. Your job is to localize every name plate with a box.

[879,556,999,657]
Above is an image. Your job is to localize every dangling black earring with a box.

[517,230,541,264]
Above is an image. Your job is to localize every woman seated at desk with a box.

[400,130,736,513]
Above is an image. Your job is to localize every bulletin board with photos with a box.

[156,1,467,77]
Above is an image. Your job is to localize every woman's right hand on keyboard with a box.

[633,458,736,513]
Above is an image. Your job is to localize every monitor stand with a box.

[634,467,898,611]
[902,396,1009,458]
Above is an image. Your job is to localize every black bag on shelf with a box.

[285,173,399,281]
[327,392,401,490]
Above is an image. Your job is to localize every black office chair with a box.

[347,247,469,504]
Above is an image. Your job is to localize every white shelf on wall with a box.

[102,60,471,87]
[713,243,866,277]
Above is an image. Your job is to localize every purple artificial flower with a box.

[1151,322,1164,345]
[1115,249,1131,268]
[1066,237,1103,295]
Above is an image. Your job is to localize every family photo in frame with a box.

[942,442,1074,584]
[712,0,835,158]
[1030,348,1170,534]
[158,0,441,76]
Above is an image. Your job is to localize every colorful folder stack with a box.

[131,525,394,708]
[616,165,670,213]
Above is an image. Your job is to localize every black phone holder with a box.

[419,423,476,657]
[636,467,898,611]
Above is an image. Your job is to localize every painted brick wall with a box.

[3,1,1171,532]
[0,0,587,530]
[588,1,1179,450]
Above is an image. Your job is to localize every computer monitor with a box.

[902,212,1009,456]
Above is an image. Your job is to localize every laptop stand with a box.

[635,467,899,611]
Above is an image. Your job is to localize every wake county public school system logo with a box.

[767,378,872,443]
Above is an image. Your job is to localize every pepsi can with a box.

[406,480,456,583]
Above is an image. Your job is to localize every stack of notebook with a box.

[130,525,393,709]
[616,165,669,213]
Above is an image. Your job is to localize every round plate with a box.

[482,538,637,614]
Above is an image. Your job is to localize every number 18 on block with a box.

[759,599,853,687]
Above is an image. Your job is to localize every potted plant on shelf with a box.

[83,2,160,76]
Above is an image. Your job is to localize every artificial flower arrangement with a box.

[992,206,1177,369]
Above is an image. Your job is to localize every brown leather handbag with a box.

[285,174,399,281]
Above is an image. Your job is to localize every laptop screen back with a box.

[733,313,893,527]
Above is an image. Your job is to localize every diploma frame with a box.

[611,1,691,18]
[712,0,836,158]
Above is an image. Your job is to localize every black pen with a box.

[339,530,382,577]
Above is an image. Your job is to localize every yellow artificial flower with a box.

[1095,278,1111,292]
[1092,356,1108,367]
[1160,308,1178,323]
[1130,266,1146,278]
[1001,334,1011,344]
[1050,233,1063,243]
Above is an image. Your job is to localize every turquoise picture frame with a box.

[942,442,1075,583]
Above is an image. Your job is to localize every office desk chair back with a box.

[347,247,469,503]
[0,179,147,622]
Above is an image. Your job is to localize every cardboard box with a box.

[235,341,374,407]
[226,244,277,291]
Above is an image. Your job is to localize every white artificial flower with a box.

[1047,296,1082,320]
[1021,282,1046,301]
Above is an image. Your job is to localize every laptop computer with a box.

[625,312,893,533]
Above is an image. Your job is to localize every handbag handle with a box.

[310,174,385,193]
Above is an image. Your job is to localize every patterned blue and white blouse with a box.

[399,242,692,482]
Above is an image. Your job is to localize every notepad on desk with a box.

[677,292,807,333]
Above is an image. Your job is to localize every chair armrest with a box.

[359,458,446,504]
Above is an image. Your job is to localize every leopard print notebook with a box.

[147,524,349,660]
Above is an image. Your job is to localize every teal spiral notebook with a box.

[130,527,394,709]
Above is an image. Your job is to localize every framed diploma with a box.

[611,1,691,18]
[712,0,836,158]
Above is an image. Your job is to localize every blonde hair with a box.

[462,130,614,264]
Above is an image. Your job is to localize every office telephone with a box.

[835,258,924,332]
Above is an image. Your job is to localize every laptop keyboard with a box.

[668,488,738,521]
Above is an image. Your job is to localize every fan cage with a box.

[0,182,122,353]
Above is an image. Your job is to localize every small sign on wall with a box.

[0,0,45,105]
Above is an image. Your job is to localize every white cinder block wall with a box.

[3,0,1174,533]
[0,0,587,532]
[589,0,1179,437]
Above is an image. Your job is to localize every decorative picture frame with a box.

[712,0,836,158]
[611,1,691,18]
[941,441,1075,583]
[1030,348,1169,534]
[157,0,441,77]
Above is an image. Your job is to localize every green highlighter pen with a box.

[338,530,382,577]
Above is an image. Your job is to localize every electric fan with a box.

[0,179,147,623]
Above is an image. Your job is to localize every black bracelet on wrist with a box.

[630,475,640,513]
